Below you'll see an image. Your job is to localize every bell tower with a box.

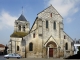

[14,14,30,33]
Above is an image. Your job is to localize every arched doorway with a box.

[46,41,57,58]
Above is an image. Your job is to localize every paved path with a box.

[6,58,68,60]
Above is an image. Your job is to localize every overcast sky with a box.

[0,0,80,45]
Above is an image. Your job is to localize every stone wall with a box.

[23,5,74,58]
[14,20,30,33]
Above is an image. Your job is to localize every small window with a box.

[46,20,48,28]
[33,33,35,38]
[50,13,52,17]
[65,43,68,50]
[17,46,19,51]
[23,26,25,31]
[64,35,66,39]
[54,21,56,29]
[29,42,33,51]
[39,34,42,36]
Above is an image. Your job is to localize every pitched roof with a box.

[0,44,5,47]
[17,14,27,21]
[63,31,74,42]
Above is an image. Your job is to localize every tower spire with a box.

[22,6,23,15]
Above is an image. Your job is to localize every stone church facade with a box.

[8,5,74,58]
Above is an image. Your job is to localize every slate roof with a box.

[18,14,27,21]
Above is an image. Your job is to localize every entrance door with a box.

[49,48,53,57]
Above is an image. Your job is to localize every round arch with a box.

[46,41,57,48]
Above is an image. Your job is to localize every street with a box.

[0,56,77,60]
[6,58,65,60]
[0,56,64,60]
[0,55,6,60]
[0,56,75,60]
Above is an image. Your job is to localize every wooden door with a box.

[49,48,53,57]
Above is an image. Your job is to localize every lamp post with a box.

[58,46,61,58]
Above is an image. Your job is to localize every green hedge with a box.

[10,32,28,38]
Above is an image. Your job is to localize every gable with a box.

[30,5,63,33]
[44,35,58,47]
[37,5,63,20]
[63,31,73,42]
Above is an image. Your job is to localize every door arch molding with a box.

[46,41,57,48]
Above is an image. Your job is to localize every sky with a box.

[0,0,80,45]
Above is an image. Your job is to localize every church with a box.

[8,5,74,58]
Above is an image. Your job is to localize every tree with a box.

[4,44,8,55]
[77,46,80,54]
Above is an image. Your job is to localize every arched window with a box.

[64,35,66,39]
[46,20,48,28]
[23,26,25,31]
[65,43,68,50]
[18,25,21,31]
[50,13,52,17]
[33,33,35,38]
[54,21,56,29]
[17,46,19,51]
[29,42,33,51]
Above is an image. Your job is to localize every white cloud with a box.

[66,18,72,23]
[0,10,18,30]
[47,0,80,17]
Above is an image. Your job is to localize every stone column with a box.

[47,47,49,58]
